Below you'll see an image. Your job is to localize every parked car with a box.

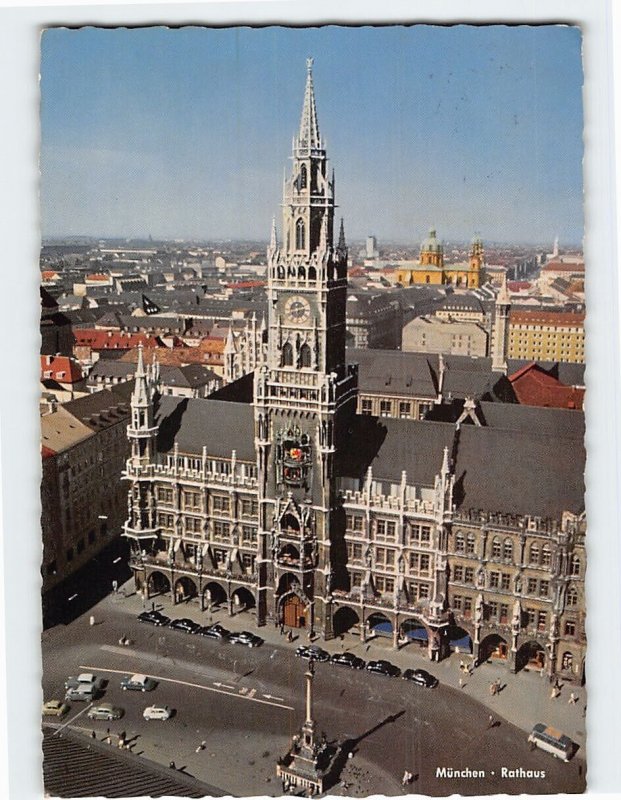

[65,686,97,702]
[137,610,171,627]
[295,645,330,662]
[120,674,158,692]
[330,652,365,669]
[227,630,264,648]
[87,703,124,721]
[168,618,201,634]
[64,672,105,693]
[402,668,439,688]
[143,704,172,721]
[197,623,230,640]
[366,659,401,678]
[42,699,70,717]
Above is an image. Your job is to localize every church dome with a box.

[421,228,442,253]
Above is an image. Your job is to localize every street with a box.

[41,588,586,796]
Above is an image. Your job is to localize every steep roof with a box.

[508,363,585,410]
[349,348,437,398]
[155,396,256,461]
[40,355,83,383]
[339,406,585,518]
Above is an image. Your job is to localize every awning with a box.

[449,634,473,652]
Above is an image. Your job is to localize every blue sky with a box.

[40,25,584,245]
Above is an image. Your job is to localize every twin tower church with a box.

[123,60,585,681]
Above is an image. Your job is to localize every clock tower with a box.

[254,59,358,638]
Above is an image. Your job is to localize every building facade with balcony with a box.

[122,60,585,682]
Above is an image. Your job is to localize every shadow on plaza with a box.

[42,538,131,629]
[325,709,406,792]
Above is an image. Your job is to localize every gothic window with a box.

[298,266,306,279]
[308,266,317,280]
[300,343,312,368]
[529,543,540,564]
[567,586,578,606]
[277,265,285,279]
[296,218,306,250]
[466,533,476,554]
[570,555,581,576]
[455,532,465,553]
[491,537,502,559]
[299,164,307,189]
[503,539,513,561]
[281,513,299,532]
[282,341,294,367]
[541,545,551,567]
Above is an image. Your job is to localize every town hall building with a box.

[123,60,585,683]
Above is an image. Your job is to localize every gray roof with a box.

[155,396,256,461]
[63,382,133,431]
[339,407,585,518]
[348,348,437,398]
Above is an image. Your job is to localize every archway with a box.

[333,606,359,636]
[479,633,508,662]
[281,513,299,533]
[401,619,429,648]
[147,571,171,597]
[448,625,472,654]
[203,581,227,609]
[516,640,545,672]
[367,612,393,637]
[277,572,299,597]
[231,587,256,613]
[281,593,308,628]
[174,575,198,603]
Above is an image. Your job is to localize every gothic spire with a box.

[298,57,321,151]
[269,216,278,253]
[132,342,149,407]
[338,217,347,250]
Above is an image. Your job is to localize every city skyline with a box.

[40,25,584,247]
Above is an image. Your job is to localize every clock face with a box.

[284,295,311,324]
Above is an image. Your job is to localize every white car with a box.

[143,704,172,721]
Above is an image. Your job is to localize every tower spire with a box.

[298,57,321,151]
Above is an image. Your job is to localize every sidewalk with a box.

[109,580,587,752]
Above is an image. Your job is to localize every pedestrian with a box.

[89,615,95,627]
[487,714,495,729]
[554,677,561,691]
[489,682,496,696]
[550,686,560,699]
[459,677,464,689]
[169,761,176,770]
[151,601,155,612]
[569,692,578,704]
[112,579,118,593]
[494,678,501,694]
[90,730,96,739]
[459,659,465,671]
[401,770,409,786]
[280,623,284,635]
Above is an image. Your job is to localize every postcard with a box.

[35,18,594,799]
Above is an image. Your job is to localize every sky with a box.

[40,24,584,246]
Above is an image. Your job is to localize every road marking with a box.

[262,693,284,701]
[213,682,235,690]
[52,703,93,736]
[79,665,294,711]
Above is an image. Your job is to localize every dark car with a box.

[295,645,330,662]
[168,618,202,634]
[137,610,171,627]
[227,630,264,648]
[198,623,230,640]
[330,652,365,669]
[366,659,401,678]
[402,668,439,688]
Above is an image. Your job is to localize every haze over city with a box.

[40,24,584,246]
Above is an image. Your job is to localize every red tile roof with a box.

[40,355,84,383]
[508,363,584,410]
[226,280,266,290]
[542,260,584,272]
[73,329,160,350]
[507,281,531,291]
[41,270,59,281]
[510,310,585,327]
[85,273,111,281]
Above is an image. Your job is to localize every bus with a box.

[528,723,574,761]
